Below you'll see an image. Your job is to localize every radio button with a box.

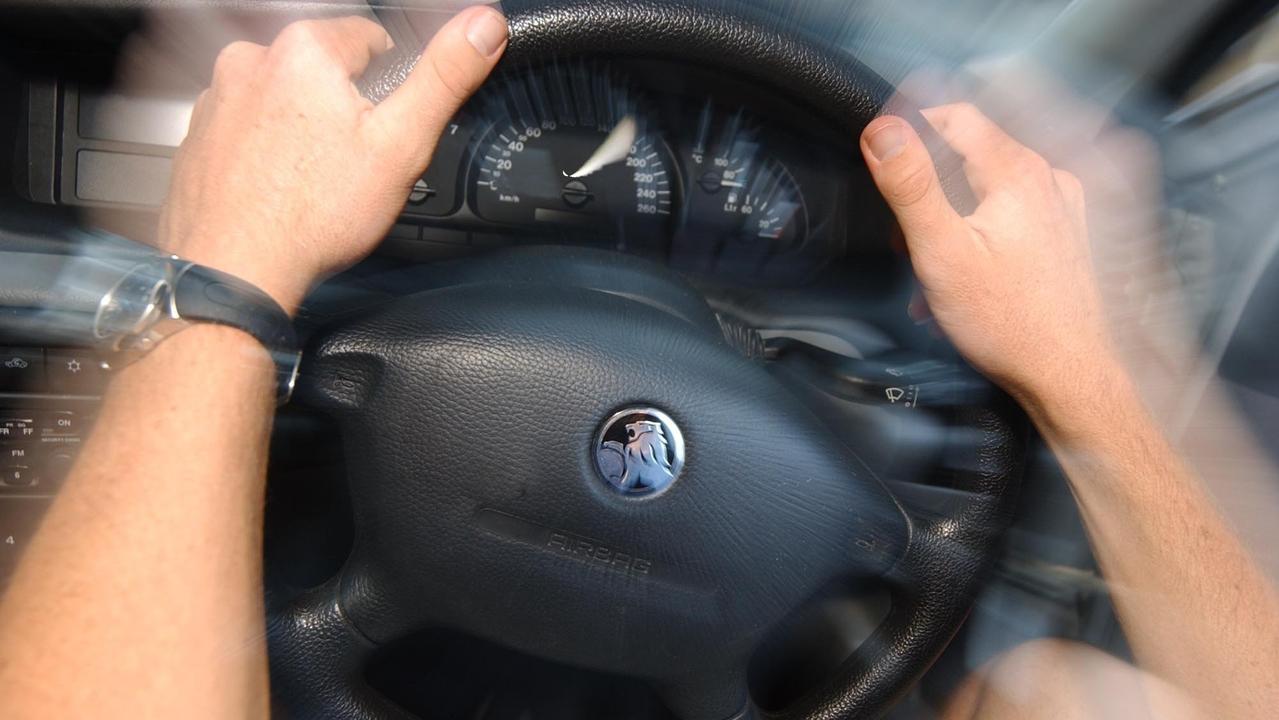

[0,348,45,393]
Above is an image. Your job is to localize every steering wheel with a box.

[266,2,1025,719]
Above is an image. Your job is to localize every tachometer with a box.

[470,66,676,236]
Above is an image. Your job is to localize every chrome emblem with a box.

[595,408,685,496]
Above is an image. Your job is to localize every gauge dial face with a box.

[697,154,806,250]
[471,67,676,235]
[685,106,808,251]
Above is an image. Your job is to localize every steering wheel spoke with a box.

[268,578,419,720]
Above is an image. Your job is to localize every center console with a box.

[0,346,102,583]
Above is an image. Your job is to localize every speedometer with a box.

[471,66,677,237]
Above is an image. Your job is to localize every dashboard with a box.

[24,59,889,288]
[402,60,873,284]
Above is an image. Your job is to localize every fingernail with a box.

[465,7,508,58]
[867,121,906,162]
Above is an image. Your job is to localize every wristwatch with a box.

[93,255,302,405]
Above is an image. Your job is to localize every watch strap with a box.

[171,263,295,353]
[170,262,301,404]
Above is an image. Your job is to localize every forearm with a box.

[1024,361,1279,717]
[0,325,275,719]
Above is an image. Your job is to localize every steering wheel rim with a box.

[266,2,1024,719]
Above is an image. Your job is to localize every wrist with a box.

[111,322,278,416]
[192,254,309,317]
[101,255,303,404]
[160,236,313,316]
[1015,353,1141,445]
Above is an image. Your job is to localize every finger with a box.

[274,15,392,78]
[958,61,1111,169]
[369,5,507,163]
[886,68,955,119]
[921,102,1046,199]
[204,40,266,121]
[211,39,266,86]
[860,116,969,261]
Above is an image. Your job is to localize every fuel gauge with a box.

[684,105,808,252]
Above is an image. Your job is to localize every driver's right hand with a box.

[157,7,508,315]
[859,103,1116,420]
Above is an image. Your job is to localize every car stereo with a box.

[0,345,103,584]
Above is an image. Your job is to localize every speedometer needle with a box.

[564,115,637,179]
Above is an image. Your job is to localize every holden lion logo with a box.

[594,408,685,496]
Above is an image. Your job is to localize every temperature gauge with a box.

[683,105,808,252]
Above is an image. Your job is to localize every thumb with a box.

[860,116,967,257]
[369,5,508,164]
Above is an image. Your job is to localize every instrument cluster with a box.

[398,61,862,285]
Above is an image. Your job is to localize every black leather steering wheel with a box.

[266,2,1025,719]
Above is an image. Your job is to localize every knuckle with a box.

[1015,150,1054,181]
[277,20,321,49]
[211,41,257,83]
[347,15,383,37]
[887,160,937,207]
[270,23,334,74]
[426,52,475,104]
